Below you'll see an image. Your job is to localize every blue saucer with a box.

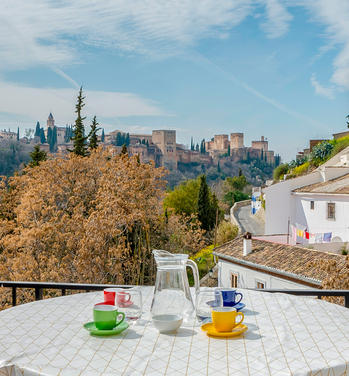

[231,302,245,311]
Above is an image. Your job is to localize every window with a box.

[256,281,265,289]
[327,203,335,220]
[231,273,238,288]
[310,201,314,210]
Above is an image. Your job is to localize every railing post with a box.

[12,287,16,306]
[35,288,43,301]
[345,293,349,309]
[62,289,66,296]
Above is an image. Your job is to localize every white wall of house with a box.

[218,259,309,289]
[291,192,349,242]
[264,171,321,235]
[264,166,349,235]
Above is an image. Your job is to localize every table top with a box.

[0,286,349,376]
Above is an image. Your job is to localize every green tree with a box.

[34,122,41,137]
[195,143,199,152]
[116,132,122,146]
[29,144,47,167]
[17,127,19,141]
[346,115,349,129]
[190,137,194,151]
[39,128,46,144]
[227,144,230,156]
[71,87,88,156]
[217,161,221,173]
[164,178,200,216]
[125,133,130,146]
[101,129,105,143]
[88,116,100,150]
[273,163,289,180]
[47,127,57,152]
[198,175,215,231]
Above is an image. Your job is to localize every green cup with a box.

[93,304,125,330]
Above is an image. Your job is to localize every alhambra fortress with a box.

[1,113,278,170]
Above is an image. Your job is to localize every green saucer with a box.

[83,321,129,336]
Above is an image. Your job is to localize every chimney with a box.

[243,232,252,256]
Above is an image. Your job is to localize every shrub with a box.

[273,163,289,180]
[216,220,239,246]
[329,136,349,159]
[310,141,334,165]
[292,161,311,176]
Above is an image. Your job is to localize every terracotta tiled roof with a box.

[213,236,347,286]
[293,173,349,194]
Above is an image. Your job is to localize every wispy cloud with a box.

[260,0,293,38]
[0,81,166,127]
[192,53,324,129]
[301,0,349,90]
[310,73,334,99]
[52,68,80,89]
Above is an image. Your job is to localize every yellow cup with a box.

[212,307,244,332]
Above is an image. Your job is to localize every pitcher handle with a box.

[186,259,200,294]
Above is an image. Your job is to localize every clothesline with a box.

[290,224,332,244]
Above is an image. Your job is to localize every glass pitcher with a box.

[150,250,200,322]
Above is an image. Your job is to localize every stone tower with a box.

[47,113,55,128]
[152,130,177,169]
[230,133,244,149]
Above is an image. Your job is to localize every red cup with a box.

[116,291,131,306]
[103,288,119,305]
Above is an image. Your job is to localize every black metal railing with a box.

[258,288,349,308]
[1,282,348,309]
[0,281,130,307]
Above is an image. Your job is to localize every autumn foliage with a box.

[0,148,206,307]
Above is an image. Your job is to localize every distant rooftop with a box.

[213,236,347,287]
[293,173,349,194]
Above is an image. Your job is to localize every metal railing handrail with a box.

[255,288,349,308]
[0,281,348,308]
[0,281,130,306]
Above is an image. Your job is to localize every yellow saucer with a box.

[201,323,248,338]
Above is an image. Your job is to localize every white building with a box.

[264,146,349,239]
[214,235,346,289]
[292,173,349,243]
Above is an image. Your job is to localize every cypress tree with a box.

[34,122,41,137]
[88,116,100,150]
[49,126,57,153]
[125,133,130,146]
[197,175,214,231]
[39,128,46,144]
[29,144,47,167]
[47,127,52,146]
[17,127,20,141]
[101,129,105,143]
[146,140,149,147]
[190,137,194,151]
[196,143,199,152]
[71,87,88,156]
[217,161,221,173]
[238,168,243,176]
[227,144,230,156]
[116,132,122,146]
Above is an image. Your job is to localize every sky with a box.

[0,0,348,161]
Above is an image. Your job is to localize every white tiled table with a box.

[0,286,349,376]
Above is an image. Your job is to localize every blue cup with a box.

[216,288,243,307]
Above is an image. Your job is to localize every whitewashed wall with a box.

[292,193,349,242]
[264,167,349,235]
[264,171,321,235]
[218,259,308,289]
